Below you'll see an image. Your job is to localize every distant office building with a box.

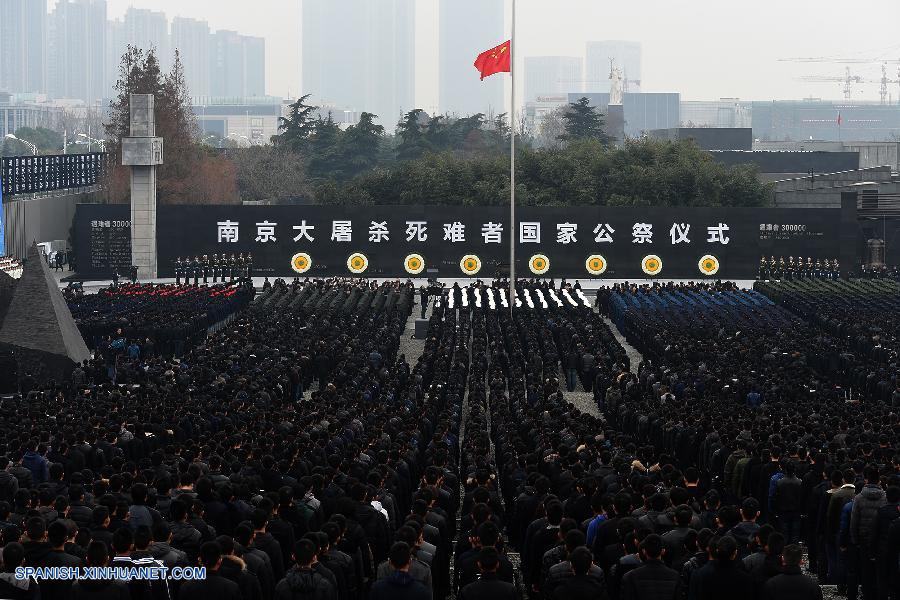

[123,8,171,71]
[0,92,58,137]
[195,97,283,145]
[524,56,582,103]
[585,40,641,94]
[573,92,680,138]
[171,17,211,98]
[0,0,47,94]
[210,31,266,99]
[648,127,753,151]
[751,100,900,143]
[680,98,751,128]
[302,0,414,129]
[524,95,568,138]
[48,0,107,105]
[439,0,504,117]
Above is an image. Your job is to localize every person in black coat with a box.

[72,541,130,600]
[369,542,430,600]
[761,544,822,600]
[0,543,40,600]
[551,547,608,600]
[688,536,752,600]
[620,534,681,600]
[179,542,242,600]
[459,547,518,600]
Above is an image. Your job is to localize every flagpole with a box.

[508,0,516,319]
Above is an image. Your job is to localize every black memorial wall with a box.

[74,204,852,279]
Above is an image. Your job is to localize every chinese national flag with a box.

[474,40,511,80]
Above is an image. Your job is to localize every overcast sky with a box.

[90,0,900,107]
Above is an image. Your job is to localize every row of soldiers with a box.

[173,253,253,285]
[758,255,840,280]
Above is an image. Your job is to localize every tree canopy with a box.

[104,46,237,204]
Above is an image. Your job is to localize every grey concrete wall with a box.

[3,192,85,260]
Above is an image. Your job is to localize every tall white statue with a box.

[609,65,624,106]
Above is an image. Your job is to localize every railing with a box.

[1,152,112,198]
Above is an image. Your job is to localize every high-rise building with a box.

[585,40,641,94]
[123,8,171,71]
[210,31,266,99]
[49,0,107,105]
[302,0,414,128]
[439,0,504,117]
[172,17,211,99]
[524,56,582,103]
[0,0,47,94]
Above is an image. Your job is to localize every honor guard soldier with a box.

[776,257,785,280]
[758,256,768,280]
[193,256,201,285]
[814,258,822,279]
[229,254,237,282]
[796,256,805,279]
[806,257,814,279]
[787,256,795,280]
[832,258,839,279]
[237,253,245,282]
[246,252,253,279]
[175,256,183,285]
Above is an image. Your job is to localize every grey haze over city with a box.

[21,0,900,106]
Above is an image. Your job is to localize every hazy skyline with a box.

[52,0,900,111]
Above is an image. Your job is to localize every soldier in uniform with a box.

[814,258,822,279]
[787,256,795,280]
[191,256,199,285]
[806,257,814,279]
[758,256,768,280]
[237,254,245,283]
[246,252,253,280]
[796,256,805,279]
[211,254,218,283]
[832,258,839,279]
[229,254,236,283]
[175,257,183,285]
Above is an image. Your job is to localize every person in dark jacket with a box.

[72,541,130,600]
[250,510,286,583]
[35,521,83,600]
[849,465,886,600]
[688,536,753,600]
[20,441,49,485]
[620,534,680,600]
[872,487,900,600]
[275,539,336,600]
[216,536,263,600]
[0,543,40,600]
[551,546,608,600]
[369,542,430,600]
[773,461,803,544]
[459,547,518,600]
[178,542,242,600]
[761,544,822,600]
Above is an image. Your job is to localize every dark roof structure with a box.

[0,244,90,382]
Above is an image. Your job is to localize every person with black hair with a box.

[762,544,822,600]
[0,542,40,600]
[234,523,275,600]
[178,541,241,600]
[620,534,680,600]
[72,541,129,600]
[215,535,264,600]
[368,542,430,600]
[274,539,335,600]
[32,520,82,600]
[551,546,607,600]
[747,531,785,600]
[850,465,886,600]
[250,508,286,582]
[458,547,517,600]
[773,461,803,544]
[688,535,752,600]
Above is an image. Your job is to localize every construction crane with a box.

[781,56,900,104]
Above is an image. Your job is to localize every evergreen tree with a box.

[307,113,343,180]
[276,94,318,151]
[560,97,609,144]
[395,109,430,161]
[341,112,384,179]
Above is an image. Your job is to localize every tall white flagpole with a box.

[508,0,516,318]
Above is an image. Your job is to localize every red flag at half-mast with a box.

[474,40,511,80]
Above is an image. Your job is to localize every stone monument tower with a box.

[121,94,163,279]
